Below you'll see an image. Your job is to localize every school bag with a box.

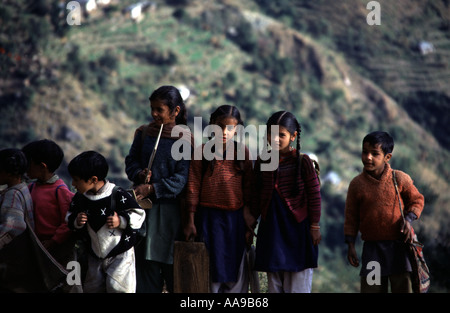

[0,187,81,293]
[106,186,141,256]
[392,170,430,293]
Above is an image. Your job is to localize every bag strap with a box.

[110,185,120,213]
[392,170,405,222]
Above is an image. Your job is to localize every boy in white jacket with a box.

[67,151,145,293]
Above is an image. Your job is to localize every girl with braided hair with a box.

[252,111,321,293]
[185,105,254,293]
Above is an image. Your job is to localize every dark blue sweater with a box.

[125,129,190,201]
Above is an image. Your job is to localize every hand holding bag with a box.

[393,170,431,293]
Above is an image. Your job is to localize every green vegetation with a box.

[0,0,449,292]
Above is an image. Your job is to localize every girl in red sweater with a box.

[252,111,321,293]
[185,105,254,293]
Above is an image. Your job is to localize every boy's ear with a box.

[89,176,99,184]
[384,153,392,163]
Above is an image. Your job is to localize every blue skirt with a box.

[255,190,318,272]
[199,206,246,283]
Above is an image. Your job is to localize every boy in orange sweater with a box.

[344,131,424,293]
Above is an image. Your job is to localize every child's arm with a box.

[398,172,425,219]
[397,172,424,242]
[0,191,27,249]
[347,241,359,267]
[242,147,257,244]
[344,179,361,266]
[52,186,74,244]
[152,158,190,199]
[66,194,86,230]
[184,149,203,241]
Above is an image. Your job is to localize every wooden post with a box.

[173,241,210,293]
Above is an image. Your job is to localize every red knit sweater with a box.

[344,163,424,241]
[186,144,253,212]
[252,150,321,224]
[29,179,74,244]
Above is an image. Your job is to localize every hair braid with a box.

[293,121,302,196]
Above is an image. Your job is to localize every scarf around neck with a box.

[136,121,194,147]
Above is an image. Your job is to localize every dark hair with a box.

[68,151,109,182]
[363,131,394,155]
[149,85,187,125]
[0,148,28,176]
[266,111,302,195]
[22,139,64,173]
[205,105,245,175]
[209,104,244,127]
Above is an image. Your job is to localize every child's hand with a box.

[107,212,120,229]
[243,205,257,240]
[184,212,197,241]
[347,242,359,267]
[137,169,152,184]
[401,220,413,243]
[76,212,88,227]
[310,228,322,246]
[134,183,153,200]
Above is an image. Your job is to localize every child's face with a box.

[150,100,180,125]
[215,117,238,144]
[71,175,95,194]
[268,126,296,154]
[0,170,8,185]
[26,160,43,180]
[361,142,392,177]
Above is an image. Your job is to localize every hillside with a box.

[0,0,449,292]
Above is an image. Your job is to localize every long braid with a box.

[294,120,302,196]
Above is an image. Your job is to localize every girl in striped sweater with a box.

[185,105,254,293]
[252,111,321,293]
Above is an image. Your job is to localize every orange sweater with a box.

[186,144,253,212]
[344,163,424,241]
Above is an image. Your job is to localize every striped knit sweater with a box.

[186,143,253,212]
[0,183,34,249]
[252,150,321,224]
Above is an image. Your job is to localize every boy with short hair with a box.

[22,139,74,263]
[344,131,424,293]
[66,151,145,293]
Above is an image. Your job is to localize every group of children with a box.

[0,85,424,293]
